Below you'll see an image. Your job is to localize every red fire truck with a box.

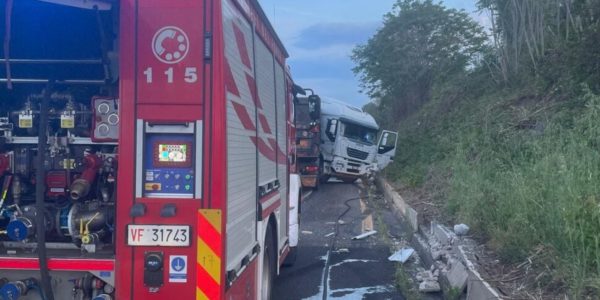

[0,0,300,299]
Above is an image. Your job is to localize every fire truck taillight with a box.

[299,139,310,148]
[304,166,319,174]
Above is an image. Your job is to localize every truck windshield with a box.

[342,122,377,145]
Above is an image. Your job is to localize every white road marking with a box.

[302,190,313,201]
[303,256,395,300]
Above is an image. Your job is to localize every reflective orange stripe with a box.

[197,209,222,300]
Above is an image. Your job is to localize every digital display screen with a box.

[158,144,188,163]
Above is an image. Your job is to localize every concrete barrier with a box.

[376,177,418,232]
[377,176,501,299]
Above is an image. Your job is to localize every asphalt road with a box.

[273,181,405,300]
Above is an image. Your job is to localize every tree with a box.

[352,0,487,121]
[477,0,600,84]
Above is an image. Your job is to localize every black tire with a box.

[318,157,328,184]
[261,225,276,300]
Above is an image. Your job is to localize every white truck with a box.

[319,98,398,183]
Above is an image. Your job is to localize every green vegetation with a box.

[353,0,600,296]
[368,182,421,298]
[394,265,420,300]
[446,287,462,300]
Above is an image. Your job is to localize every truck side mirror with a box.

[326,119,337,142]
[308,95,321,121]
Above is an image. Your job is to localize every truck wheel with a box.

[261,225,275,300]
[318,158,328,184]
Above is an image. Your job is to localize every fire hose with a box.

[35,86,55,300]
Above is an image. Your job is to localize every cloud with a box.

[294,77,368,107]
[289,43,355,61]
[258,0,486,108]
[293,22,380,49]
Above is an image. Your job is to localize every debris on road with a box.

[301,230,313,235]
[388,247,415,263]
[419,280,441,293]
[338,220,346,225]
[453,223,470,236]
[417,269,441,293]
[351,230,377,240]
[324,232,335,237]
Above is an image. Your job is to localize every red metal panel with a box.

[131,200,200,299]
[136,0,204,104]
[224,259,257,300]
[0,258,114,271]
[137,104,203,121]
[117,0,208,299]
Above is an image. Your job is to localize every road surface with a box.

[273,181,406,300]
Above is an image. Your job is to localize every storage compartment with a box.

[0,0,119,257]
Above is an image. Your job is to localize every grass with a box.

[384,83,600,297]
[445,287,462,300]
[395,265,421,300]
[366,183,421,299]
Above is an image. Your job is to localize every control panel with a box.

[137,122,201,199]
[143,135,194,198]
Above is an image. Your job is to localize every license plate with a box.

[127,225,190,247]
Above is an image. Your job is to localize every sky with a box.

[256,0,484,108]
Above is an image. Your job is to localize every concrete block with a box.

[406,207,418,232]
[378,177,419,232]
[447,260,469,291]
[432,223,454,245]
[411,234,434,268]
[466,269,501,300]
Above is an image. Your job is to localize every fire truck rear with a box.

[293,89,321,189]
[0,0,300,299]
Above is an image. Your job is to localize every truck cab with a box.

[320,99,397,182]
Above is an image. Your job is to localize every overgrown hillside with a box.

[353,0,600,297]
